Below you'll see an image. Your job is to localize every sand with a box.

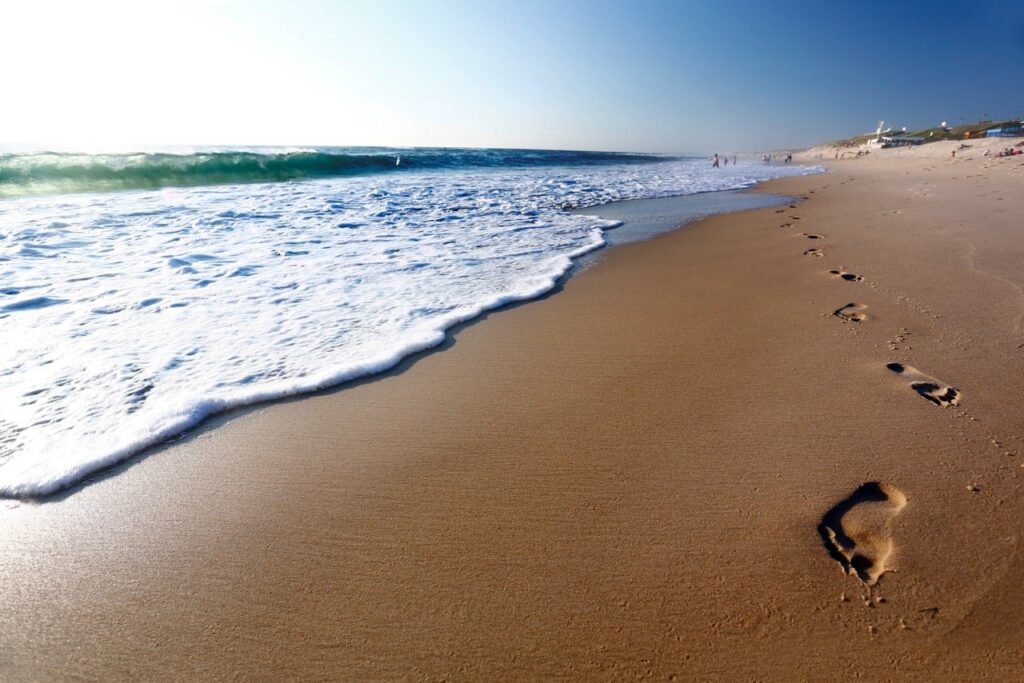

[795,133,1023,162]
[3,150,1024,680]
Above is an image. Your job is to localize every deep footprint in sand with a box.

[819,482,907,586]
[804,248,824,258]
[885,362,961,406]
[802,233,823,240]
[829,269,863,282]
[833,303,867,322]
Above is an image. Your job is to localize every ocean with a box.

[0,147,820,496]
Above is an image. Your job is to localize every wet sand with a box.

[3,153,1024,679]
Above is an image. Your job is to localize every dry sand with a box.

[3,150,1024,680]
[795,133,1023,162]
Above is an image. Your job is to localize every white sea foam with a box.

[0,158,820,496]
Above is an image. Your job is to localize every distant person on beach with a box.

[712,154,720,168]
[723,156,728,166]
[733,155,737,165]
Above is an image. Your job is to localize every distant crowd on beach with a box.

[711,153,791,167]
[837,149,870,159]
[984,144,1023,158]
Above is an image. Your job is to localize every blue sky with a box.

[2,0,1021,152]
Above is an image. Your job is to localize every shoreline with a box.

[4,154,1024,679]
[1,177,805,500]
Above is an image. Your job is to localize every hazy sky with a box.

[3,0,1022,152]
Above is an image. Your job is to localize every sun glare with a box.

[1,0,407,149]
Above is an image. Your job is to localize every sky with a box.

[1,0,1022,153]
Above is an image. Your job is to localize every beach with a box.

[3,148,1024,679]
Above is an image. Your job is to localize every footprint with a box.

[833,303,867,322]
[804,248,824,258]
[829,269,863,282]
[819,482,907,586]
[885,363,961,407]
[802,233,824,240]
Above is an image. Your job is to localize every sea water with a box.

[0,147,820,496]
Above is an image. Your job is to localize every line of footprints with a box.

[781,198,964,608]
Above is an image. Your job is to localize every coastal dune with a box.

[3,152,1024,679]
